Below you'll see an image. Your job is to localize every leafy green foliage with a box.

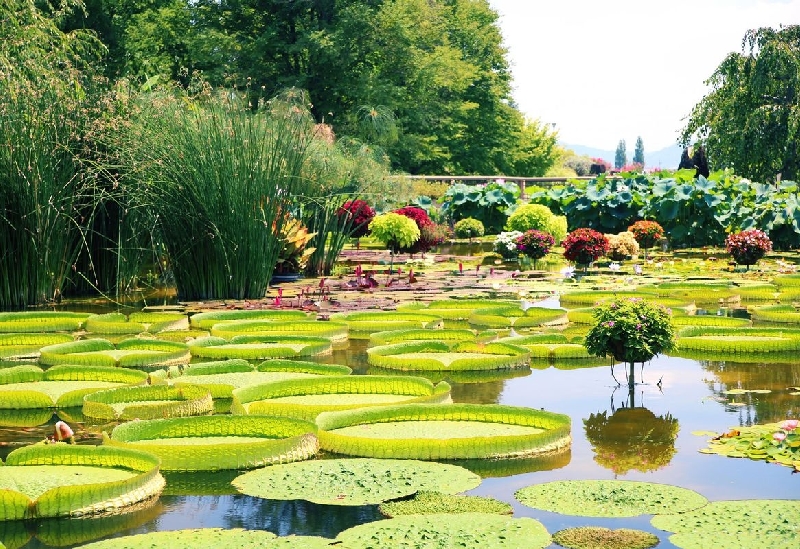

[441,180,521,233]
[232,458,481,506]
[682,26,800,182]
[368,213,421,253]
[336,513,551,549]
[632,137,645,167]
[505,203,566,243]
[615,140,627,169]
[584,298,676,364]
[515,480,708,517]
[453,217,485,239]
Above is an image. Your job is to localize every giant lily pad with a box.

[651,499,800,548]
[82,385,213,421]
[73,528,334,549]
[189,310,308,330]
[335,513,551,549]
[0,333,74,359]
[210,319,349,343]
[84,312,188,335]
[0,312,91,333]
[0,444,164,520]
[231,375,451,420]
[316,403,571,460]
[188,335,331,360]
[515,480,708,517]
[231,458,481,506]
[105,415,318,471]
[552,527,660,549]
[468,305,568,329]
[367,340,530,371]
[378,491,512,517]
[39,339,190,369]
[329,311,444,338]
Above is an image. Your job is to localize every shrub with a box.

[494,231,524,259]
[337,199,375,238]
[516,230,555,267]
[726,229,772,268]
[505,204,567,244]
[562,228,609,265]
[394,206,444,254]
[584,298,676,369]
[606,232,640,261]
[454,218,485,240]
[628,220,664,250]
[369,213,420,254]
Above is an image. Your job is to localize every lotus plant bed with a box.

[172,358,349,399]
[315,403,571,460]
[38,339,191,369]
[468,305,568,330]
[0,333,74,359]
[84,312,188,335]
[188,310,309,330]
[0,444,165,520]
[187,335,332,360]
[0,365,148,409]
[82,385,213,421]
[0,312,91,333]
[367,340,530,371]
[231,457,481,506]
[329,311,444,338]
[209,319,349,343]
[231,375,451,420]
[104,415,319,471]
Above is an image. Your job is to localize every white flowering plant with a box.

[493,231,523,259]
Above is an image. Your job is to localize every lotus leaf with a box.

[316,403,571,460]
[515,480,708,517]
[231,458,481,505]
[552,527,659,549]
[0,444,164,520]
[378,491,512,517]
[335,513,551,549]
[188,335,332,360]
[73,528,334,548]
[651,499,800,549]
[106,415,319,471]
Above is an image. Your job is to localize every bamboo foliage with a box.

[231,375,451,420]
[1,444,164,520]
[315,403,572,460]
[105,415,319,471]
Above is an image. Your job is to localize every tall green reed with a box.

[116,87,316,300]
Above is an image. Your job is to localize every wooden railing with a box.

[405,174,605,197]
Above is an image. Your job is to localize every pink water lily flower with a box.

[773,432,787,442]
[779,419,799,431]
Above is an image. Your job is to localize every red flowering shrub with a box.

[726,229,772,268]
[562,228,609,265]
[394,206,444,254]
[628,220,665,250]
[517,230,555,260]
[337,200,375,238]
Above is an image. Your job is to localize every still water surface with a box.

[3,336,799,548]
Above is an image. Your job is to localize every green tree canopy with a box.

[614,139,627,169]
[681,25,800,182]
[633,136,644,166]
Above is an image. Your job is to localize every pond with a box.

[2,320,798,548]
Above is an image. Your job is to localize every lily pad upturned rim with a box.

[82,384,213,421]
[335,512,551,549]
[231,457,481,506]
[515,479,709,518]
[187,335,332,360]
[366,340,530,371]
[316,402,571,460]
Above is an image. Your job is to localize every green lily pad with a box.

[72,528,333,548]
[378,491,513,517]
[699,422,800,470]
[651,499,800,549]
[552,527,660,549]
[231,458,481,506]
[335,513,551,549]
[515,480,708,517]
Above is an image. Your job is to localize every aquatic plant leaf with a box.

[651,499,800,549]
[552,527,659,549]
[335,513,551,548]
[699,422,800,471]
[232,458,481,505]
[73,528,282,548]
[515,480,707,517]
[378,491,512,517]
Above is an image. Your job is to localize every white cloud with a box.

[488,0,800,151]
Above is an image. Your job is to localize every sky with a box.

[488,0,800,152]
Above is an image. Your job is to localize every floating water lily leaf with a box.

[232,458,481,506]
[515,480,708,517]
[73,528,327,548]
[699,422,800,470]
[378,491,512,517]
[552,527,659,549]
[651,499,800,549]
[691,430,719,437]
[335,513,551,549]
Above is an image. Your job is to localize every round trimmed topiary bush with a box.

[453,217,485,240]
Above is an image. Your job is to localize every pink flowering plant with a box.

[584,298,675,384]
[562,228,609,266]
[725,229,772,269]
[516,229,555,269]
[628,220,664,250]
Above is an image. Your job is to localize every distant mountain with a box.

[561,142,682,171]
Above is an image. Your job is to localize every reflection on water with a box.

[3,346,800,548]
